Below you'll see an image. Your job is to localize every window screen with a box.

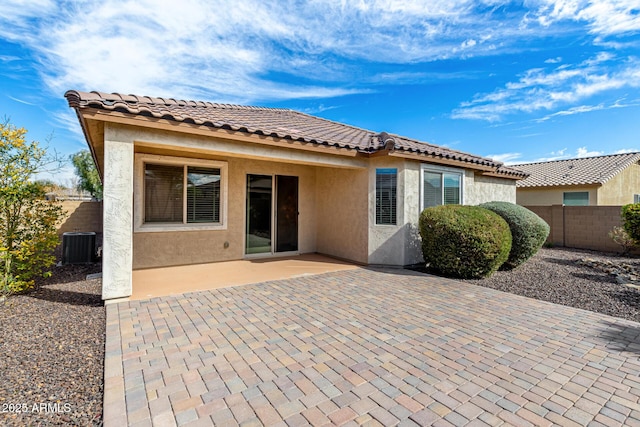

[376,168,397,225]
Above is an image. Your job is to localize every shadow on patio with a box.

[130,253,360,301]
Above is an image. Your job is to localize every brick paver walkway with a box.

[104,268,640,426]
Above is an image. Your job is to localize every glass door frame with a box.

[244,173,299,258]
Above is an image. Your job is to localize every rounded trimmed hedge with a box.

[479,201,550,270]
[419,205,512,279]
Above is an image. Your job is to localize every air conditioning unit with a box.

[62,232,96,264]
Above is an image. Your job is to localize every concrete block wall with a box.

[525,205,623,253]
[57,201,103,235]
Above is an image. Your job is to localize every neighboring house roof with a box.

[65,90,527,179]
[514,152,640,188]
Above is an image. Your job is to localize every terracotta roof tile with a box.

[65,90,527,178]
[513,152,640,188]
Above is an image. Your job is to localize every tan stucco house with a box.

[514,153,640,206]
[66,90,526,300]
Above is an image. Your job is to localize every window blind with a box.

[376,168,397,225]
[422,170,461,208]
[187,167,221,223]
[423,171,442,208]
[144,164,183,223]
[443,173,461,205]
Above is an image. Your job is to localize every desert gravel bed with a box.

[458,247,640,323]
[0,263,104,426]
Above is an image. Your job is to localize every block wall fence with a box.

[57,201,103,235]
[525,205,624,253]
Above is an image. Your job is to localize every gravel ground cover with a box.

[0,263,104,426]
[456,247,640,323]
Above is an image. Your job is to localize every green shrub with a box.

[622,203,640,244]
[479,201,550,270]
[419,205,512,279]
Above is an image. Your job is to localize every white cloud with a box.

[512,146,638,164]
[0,0,618,106]
[453,54,640,121]
[0,55,21,62]
[529,0,640,35]
[0,0,637,129]
[535,103,605,121]
[485,152,522,164]
[576,146,604,157]
[614,148,640,153]
[6,95,36,105]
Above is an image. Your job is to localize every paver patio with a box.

[104,268,640,426]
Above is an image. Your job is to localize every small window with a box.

[376,168,397,225]
[634,194,640,204]
[422,166,463,209]
[563,191,589,206]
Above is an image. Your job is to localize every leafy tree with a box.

[0,120,65,296]
[70,149,102,200]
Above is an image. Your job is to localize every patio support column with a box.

[102,135,134,300]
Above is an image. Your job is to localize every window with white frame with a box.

[376,168,397,225]
[421,165,463,209]
[634,194,640,204]
[136,154,227,231]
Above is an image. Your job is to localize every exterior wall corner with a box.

[102,138,134,300]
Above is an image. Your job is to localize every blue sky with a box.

[1,0,639,184]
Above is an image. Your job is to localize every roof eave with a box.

[386,150,519,177]
[73,108,365,158]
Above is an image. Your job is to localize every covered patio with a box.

[129,253,360,301]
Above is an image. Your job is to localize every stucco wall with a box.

[367,160,519,266]
[516,185,599,206]
[402,162,423,265]
[598,163,640,205]
[367,157,408,265]
[133,154,319,269]
[465,173,517,205]
[315,166,369,264]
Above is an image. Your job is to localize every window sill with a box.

[134,223,227,233]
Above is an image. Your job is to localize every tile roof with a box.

[513,152,640,188]
[65,90,527,178]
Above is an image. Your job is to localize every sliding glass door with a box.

[246,175,272,254]
[276,175,298,252]
[246,174,298,255]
